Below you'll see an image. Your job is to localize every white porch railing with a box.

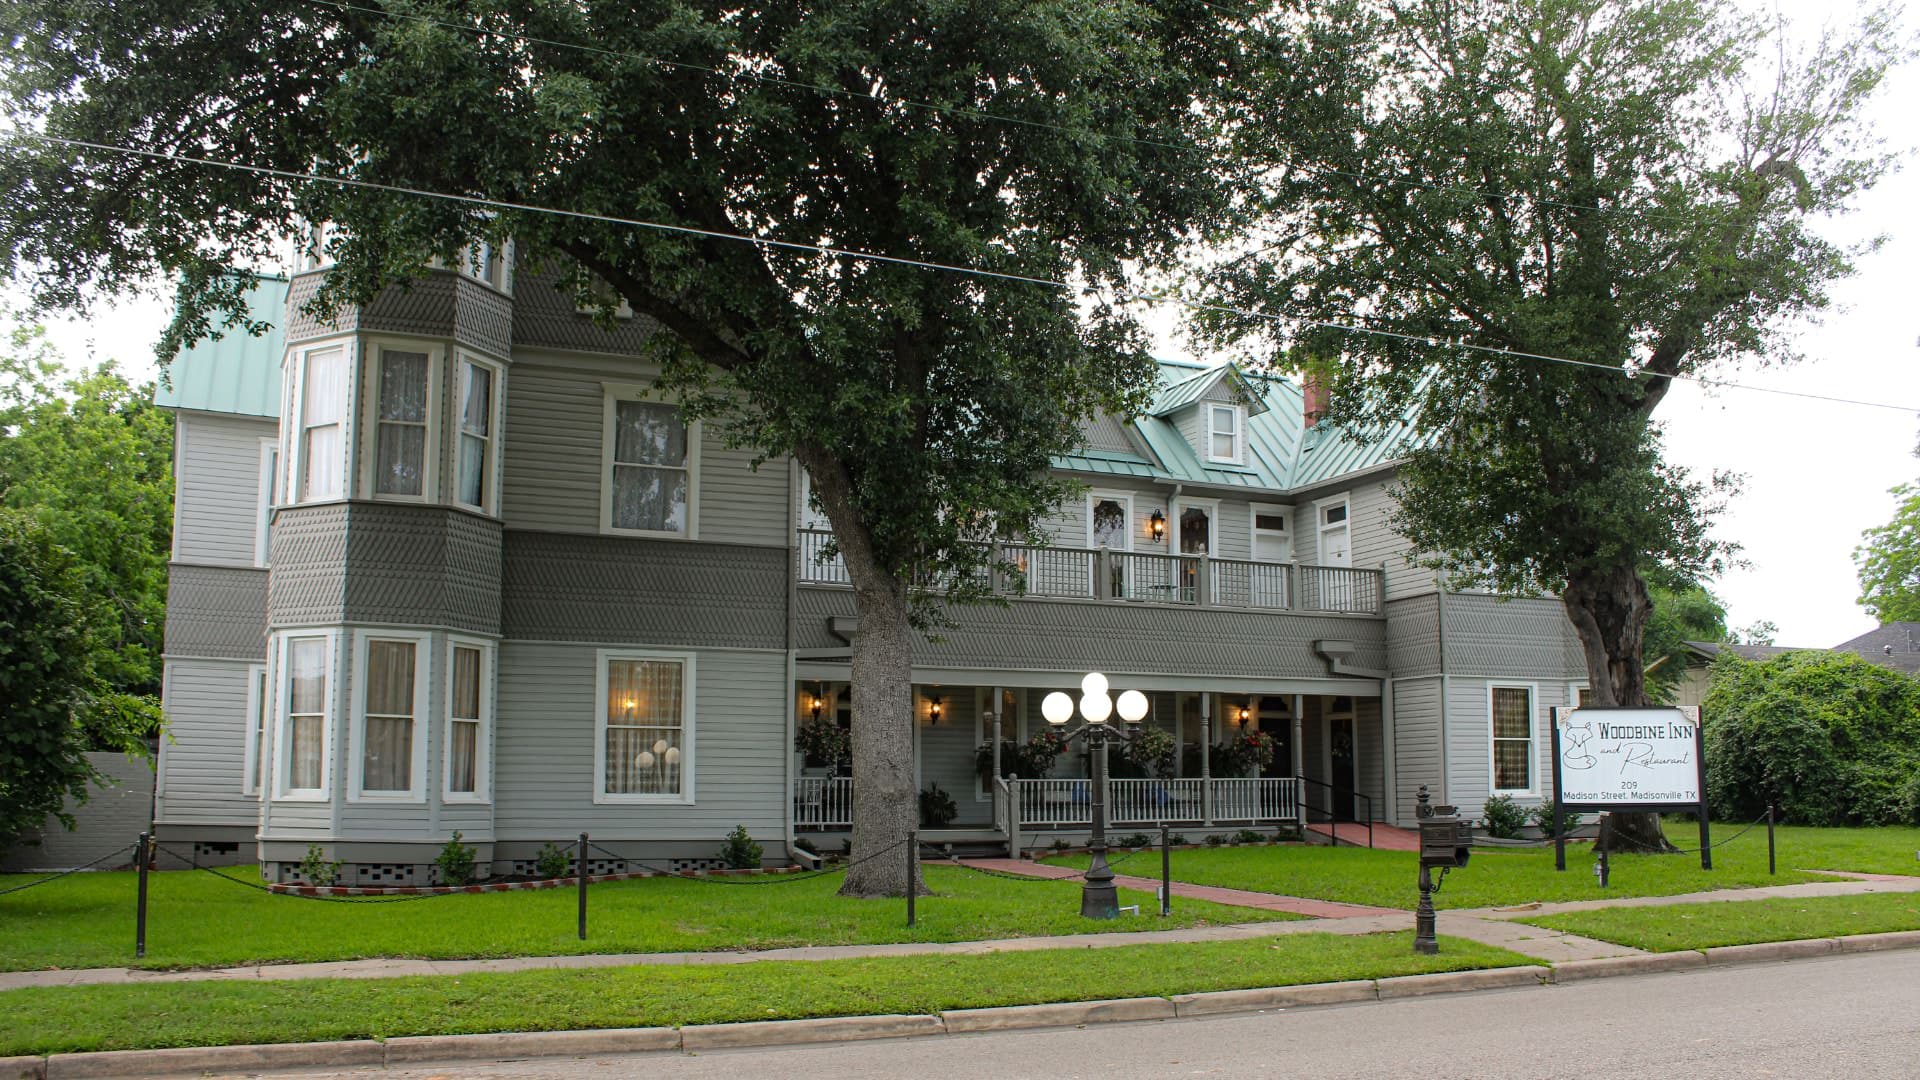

[793,776,854,829]
[1208,777,1300,823]
[1015,779,1092,827]
[797,529,849,586]
[1108,778,1205,824]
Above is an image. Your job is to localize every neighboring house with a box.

[1655,623,1920,707]
[154,256,1589,884]
[1654,642,1814,708]
[1832,623,1920,674]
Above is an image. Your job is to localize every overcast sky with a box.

[22,0,1918,649]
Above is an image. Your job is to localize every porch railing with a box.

[1108,778,1205,824]
[793,776,854,829]
[1017,779,1092,827]
[1209,777,1301,823]
[794,529,1382,615]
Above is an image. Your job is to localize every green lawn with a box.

[0,864,1292,973]
[1046,824,1920,911]
[1520,891,1920,951]
[0,931,1529,1056]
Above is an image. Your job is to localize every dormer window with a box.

[1207,404,1245,464]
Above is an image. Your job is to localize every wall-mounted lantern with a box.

[1148,509,1167,544]
[928,695,944,724]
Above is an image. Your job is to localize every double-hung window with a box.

[455,357,496,511]
[1490,685,1536,794]
[1206,404,1245,464]
[354,634,428,800]
[278,635,333,798]
[298,347,345,501]
[372,348,432,497]
[243,664,268,796]
[596,651,694,803]
[445,640,492,801]
[255,439,280,566]
[602,391,698,537]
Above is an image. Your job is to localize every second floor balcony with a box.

[795,529,1382,616]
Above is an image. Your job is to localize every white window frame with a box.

[255,438,281,567]
[462,240,514,294]
[1488,682,1540,797]
[1249,502,1292,564]
[1085,490,1135,551]
[1205,403,1246,465]
[451,353,504,515]
[272,630,340,802]
[1314,492,1352,566]
[347,630,432,803]
[443,636,494,803]
[1171,496,1220,556]
[594,648,697,805]
[600,385,701,539]
[359,340,443,504]
[242,662,269,797]
[285,339,356,506]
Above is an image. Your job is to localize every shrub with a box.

[1167,833,1189,846]
[1050,838,1071,853]
[1529,804,1583,837]
[1115,833,1152,849]
[435,831,477,885]
[1204,832,1224,846]
[1119,725,1177,780]
[918,784,958,828]
[533,842,571,879]
[719,825,763,869]
[1478,794,1527,839]
[793,715,850,771]
[975,729,1071,780]
[1704,651,1920,825]
[297,843,342,887]
[1235,828,1266,845]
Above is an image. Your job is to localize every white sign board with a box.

[1554,706,1702,806]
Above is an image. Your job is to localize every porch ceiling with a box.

[790,662,1380,697]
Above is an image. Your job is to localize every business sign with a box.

[1552,706,1703,806]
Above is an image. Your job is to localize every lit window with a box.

[1491,686,1535,793]
[603,396,697,536]
[598,652,693,802]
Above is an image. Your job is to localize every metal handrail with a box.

[1294,775,1374,849]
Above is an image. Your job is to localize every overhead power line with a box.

[4,129,1914,415]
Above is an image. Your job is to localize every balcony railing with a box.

[793,776,854,829]
[799,776,1305,832]
[794,530,1382,615]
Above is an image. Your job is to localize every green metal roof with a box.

[153,275,288,418]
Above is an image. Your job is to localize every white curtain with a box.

[287,638,327,790]
[302,349,343,499]
[375,351,428,495]
[448,646,481,793]
[457,362,491,506]
[611,401,688,532]
[362,640,415,792]
[605,659,684,795]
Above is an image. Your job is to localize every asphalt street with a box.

[279,948,1920,1079]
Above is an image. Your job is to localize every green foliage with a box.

[1855,481,1920,623]
[718,826,763,871]
[533,843,571,881]
[793,716,850,772]
[1118,725,1177,780]
[1644,583,1731,703]
[434,832,477,886]
[1234,829,1266,845]
[917,785,957,829]
[1167,833,1189,846]
[1114,833,1152,849]
[1204,833,1224,846]
[296,845,341,888]
[1704,651,1920,825]
[976,730,1069,781]
[1206,0,1906,702]
[1478,795,1529,839]
[1529,804,1583,838]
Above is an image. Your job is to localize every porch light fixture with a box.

[808,693,823,722]
[1148,510,1167,544]
[928,695,944,723]
[1041,673,1150,919]
[1236,702,1252,725]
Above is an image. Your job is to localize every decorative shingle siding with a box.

[509,271,661,356]
[501,531,786,649]
[1385,593,1441,677]
[269,504,503,634]
[165,564,269,659]
[285,271,359,342]
[1440,594,1583,680]
[452,275,514,359]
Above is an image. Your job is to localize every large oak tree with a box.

[0,0,1257,893]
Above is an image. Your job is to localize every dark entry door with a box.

[1256,697,1293,779]
[1329,715,1357,821]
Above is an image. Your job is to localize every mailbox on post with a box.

[1412,787,1471,954]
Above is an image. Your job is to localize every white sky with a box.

[21,0,1918,649]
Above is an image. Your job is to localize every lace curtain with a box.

[287,638,327,790]
[457,362,491,506]
[611,401,688,533]
[375,351,428,495]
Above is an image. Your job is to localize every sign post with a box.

[1551,706,1709,872]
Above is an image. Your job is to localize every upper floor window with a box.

[1251,504,1291,563]
[372,347,433,497]
[455,357,497,512]
[596,650,695,803]
[602,391,699,537]
[1088,494,1133,550]
[1207,404,1245,464]
[297,347,345,502]
[1316,495,1351,567]
[255,439,280,566]
[243,663,268,797]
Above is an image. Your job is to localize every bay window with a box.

[1490,684,1537,795]
[455,357,496,511]
[372,348,432,497]
[445,640,492,801]
[297,347,345,501]
[277,635,333,798]
[352,633,429,800]
[596,650,694,803]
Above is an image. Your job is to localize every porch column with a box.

[1292,693,1307,826]
[1200,693,1212,825]
[990,686,1004,783]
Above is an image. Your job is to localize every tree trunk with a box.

[1561,561,1678,853]
[836,577,929,897]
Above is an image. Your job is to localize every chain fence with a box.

[0,843,137,897]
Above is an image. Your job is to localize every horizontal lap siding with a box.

[157,659,258,827]
[1349,480,1423,599]
[175,412,275,567]
[494,642,787,841]
[918,691,986,822]
[1391,677,1442,823]
[500,352,787,547]
[1356,697,1385,820]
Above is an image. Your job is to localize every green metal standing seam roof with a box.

[152,275,289,419]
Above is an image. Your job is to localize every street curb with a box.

[1549,952,1707,982]
[18,929,1920,1076]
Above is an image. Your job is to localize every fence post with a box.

[134,831,151,960]
[1767,804,1776,876]
[906,829,917,928]
[576,833,589,941]
[1159,822,1171,917]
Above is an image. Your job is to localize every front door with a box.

[1256,697,1293,779]
[1328,706,1357,822]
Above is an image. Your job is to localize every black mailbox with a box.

[1418,814,1472,869]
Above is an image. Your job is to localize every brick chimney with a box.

[1302,371,1329,429]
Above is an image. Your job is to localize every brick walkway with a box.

[1304,822,1421,851]
[957,858,1403,919]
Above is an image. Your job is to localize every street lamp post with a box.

[1043,673,1150,920]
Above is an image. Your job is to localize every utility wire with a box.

[4,129,1916,415]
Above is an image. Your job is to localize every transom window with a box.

[1491,685,1535,793]
[455,358,495,510]
[373,349,430,496]
[597,652,694,802]
[603,394,698,537]
[298,348,344,502]
[1206,404,1245,464]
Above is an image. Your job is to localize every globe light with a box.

[664,746,681,766]
[652,739,669,755]
[1042,691,1074,726]
[1080,672,1109,698]
[636,751,656,769]
[1116,689,1149,724]
[1081,691,1112,725]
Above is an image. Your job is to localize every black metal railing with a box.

[1294,776,1374,849]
